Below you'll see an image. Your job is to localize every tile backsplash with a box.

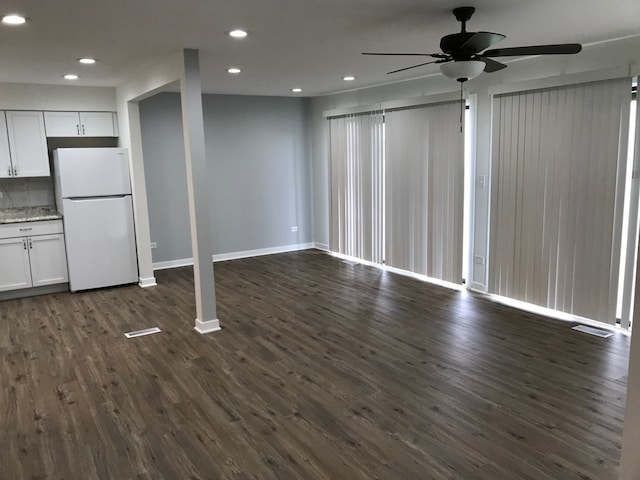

[0,177,55,209]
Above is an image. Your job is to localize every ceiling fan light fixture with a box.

[440,60,484,82]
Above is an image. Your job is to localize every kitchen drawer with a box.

[0,220,63,239]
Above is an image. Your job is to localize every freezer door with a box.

[54,148,131,198]
[62,196,138,291]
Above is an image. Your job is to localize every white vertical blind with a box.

[329,112,384,262]
[489,78,631,324]
[384,102,464,282]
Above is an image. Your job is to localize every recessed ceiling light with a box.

[291,88,303,93]
[2,14,27,25]
[78,58,96,65]
[343,75,356,81]
[227,67,241,74]
[64,74,79,80]
[229,29,248,38]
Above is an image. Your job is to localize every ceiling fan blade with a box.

[484,43,582,57]
[458,32,506,54]
[475,56,508,73]
[387,60,443,75]
[363,52,448,59]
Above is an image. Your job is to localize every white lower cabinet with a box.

[0,221,68,292]
[29,234,68,287]
[0,237,32,291]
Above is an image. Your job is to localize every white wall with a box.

[0,82,116,111]
[309,35,640,290]
[115,52,184,286]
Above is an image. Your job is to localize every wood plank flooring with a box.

[0,249,631,479]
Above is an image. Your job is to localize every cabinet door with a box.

[28,234,68,287]
[44,111,81,137]
[6,111,50,177]
[0,237,32,291]
[79,112,115,136]
[0,112,13,178]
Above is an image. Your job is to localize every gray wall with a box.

[140,92,312,264]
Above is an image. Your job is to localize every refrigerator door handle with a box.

[67,195,129,201]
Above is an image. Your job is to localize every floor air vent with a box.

[571,325,613,338]
[124,327,162,338]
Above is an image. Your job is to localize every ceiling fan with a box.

[363,6,582,82]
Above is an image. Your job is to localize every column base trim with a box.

[194,318,221,334]
[139,276,157,288]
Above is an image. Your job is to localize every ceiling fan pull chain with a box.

[460,81,464,133]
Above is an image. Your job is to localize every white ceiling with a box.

[0,0,638,97]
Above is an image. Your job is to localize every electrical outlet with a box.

[291,226,298,232]
[477,175,486,189]
[150,242,157,249]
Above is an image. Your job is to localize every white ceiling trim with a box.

[488,65,633,96]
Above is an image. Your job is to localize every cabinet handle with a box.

[19,227,32,232]
[13,166,17,176]
[29,239,32,249]
[76,124,80,135]
[23,239,27,250]
[7,165,11,176]
[82,124,85,135]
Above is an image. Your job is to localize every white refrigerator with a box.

[54,148,138,292]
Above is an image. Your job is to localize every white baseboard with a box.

[138,276,157,288]
[152,243,315,271]
[470,282,487,293]
[152,258,195,271]
[487,294,628,335]
[381,265,463,292]
[313,242,330,251]
[194,318,221,334]
[212,243,314,262]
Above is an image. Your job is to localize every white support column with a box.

[180,48,220,334]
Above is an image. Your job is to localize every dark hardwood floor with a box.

[0,249,631,479]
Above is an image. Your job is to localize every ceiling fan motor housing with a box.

[440,33,479,58]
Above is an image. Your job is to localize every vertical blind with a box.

[489,78,630,323]
[329,112,384,262]
[385,102,464,282]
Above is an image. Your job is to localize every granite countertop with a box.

[0,206,62,224]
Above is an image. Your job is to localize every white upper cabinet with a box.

[5,111,50,177]
[43,111,80,137]
[44,111,117,137]
[80,112,116,136]
[0,113,12,178]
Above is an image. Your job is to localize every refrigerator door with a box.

[62,196,138,291]
[55,148,131,198]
